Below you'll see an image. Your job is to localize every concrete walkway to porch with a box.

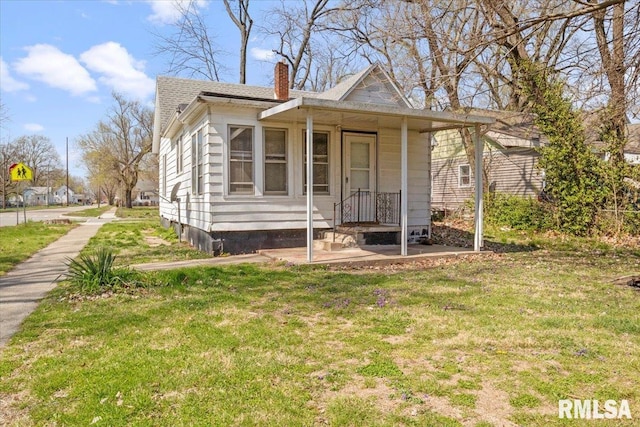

[259,244,478,267]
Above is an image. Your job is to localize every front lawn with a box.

[116,206,159,219]
[0,228,638,425]
[81,219,210,266]
[0,222,75,276]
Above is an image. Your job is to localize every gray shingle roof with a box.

[155,76,316,137]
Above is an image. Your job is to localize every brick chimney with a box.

[274,61,289,101]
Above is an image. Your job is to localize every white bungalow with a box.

[153,63,493,260]
[53,185,75,205]
[23,186,54,206]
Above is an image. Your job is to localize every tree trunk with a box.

[125,189,133,209]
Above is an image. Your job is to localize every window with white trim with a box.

[191,129,203,195]
[229,126,254,194]
[176,134,183,173]
[162,154,167,196]
[264,128,287,195]
[458,164,471,187]
[303,131,329,195]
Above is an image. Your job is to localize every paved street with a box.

[0,205,99,227]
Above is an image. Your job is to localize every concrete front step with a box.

[313,240,347,252]
[314,231,361,252]
[322,231,362,246]
[315,227,401,252]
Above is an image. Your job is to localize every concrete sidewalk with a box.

[0,215,115,348]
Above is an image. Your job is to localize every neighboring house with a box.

[23,187,54,206]
[133,179,159,206]
[153,62,493,257]
[431,111,546,212]
[585,115,640,165]
[54,185,75,204]
[626,124,640,165]
[7,194,23,207]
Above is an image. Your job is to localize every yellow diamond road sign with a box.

[9,162,33,181]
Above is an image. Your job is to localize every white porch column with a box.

[401,117,408,256]
[474,123,484,252]
[306,110,314,262]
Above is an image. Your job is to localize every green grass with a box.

[0,205,63,213]
[82,218,210,265]
[62,206,112,217]
[1,227,639,425]
[116,206,159,219]
[0,221,75,275]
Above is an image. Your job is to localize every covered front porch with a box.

[259,97,494,262]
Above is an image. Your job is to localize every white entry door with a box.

[344,133,376,196]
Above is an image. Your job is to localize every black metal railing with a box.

[333,189,401,229]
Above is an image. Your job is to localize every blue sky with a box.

[0,0,280,178]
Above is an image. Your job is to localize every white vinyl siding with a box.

[229,125,254,195]
[264,128,287,195]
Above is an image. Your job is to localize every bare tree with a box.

[0,102,9,130]
[262,0,361,90]
[77,93,153,208]
[12,135,62,186]
[152,1,226,81]
[224,0,253,84]
[304,36,361,91]
[337,0,491,171]
[0,141,18,208]
[590,0,639,159]
[85,153,120,206]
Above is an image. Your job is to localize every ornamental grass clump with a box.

[65,247,134,292]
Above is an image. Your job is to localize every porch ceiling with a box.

[258,97,495,132]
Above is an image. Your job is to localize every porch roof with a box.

[258,97,495,132]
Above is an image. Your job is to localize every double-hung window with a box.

[191,129,203,195]
[229,126,254,194]
[162,154,167,196]
[303,131,329,195]
[458,164,471,187]
[176,134,183,174]
[264,128,287,195]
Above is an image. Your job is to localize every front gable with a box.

[316,64,411,108]
[341,67,410,108]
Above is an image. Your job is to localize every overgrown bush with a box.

[517,60,605,235]
[65,247,145,292]
[484,193,553,232]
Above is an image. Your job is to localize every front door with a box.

[343,133,376,196]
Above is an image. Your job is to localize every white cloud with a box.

[24,123,44,132]
[250,47,276,61]
[80,42,155,100]
[0,57,30,92]
[146,0,208,25]
[14,44,97,96]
